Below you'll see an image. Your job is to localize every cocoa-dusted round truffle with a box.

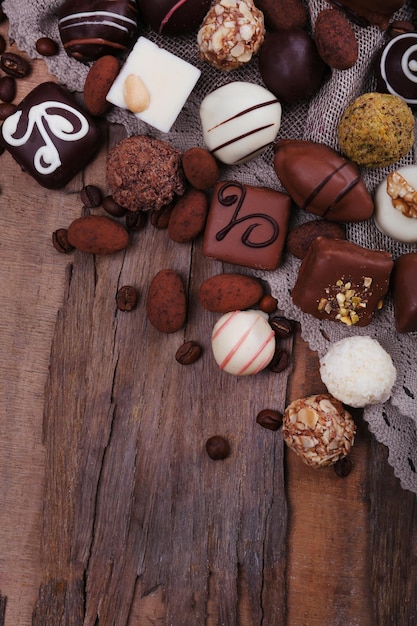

[258,28,328,103]
[106,135,186,212]
[338,92,415,168]
[283,393,356,467]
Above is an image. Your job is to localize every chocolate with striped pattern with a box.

[58,0,138,63]
[273,139,374,223]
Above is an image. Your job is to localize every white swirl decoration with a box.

[380,33,417,104]
[2,101,90,174]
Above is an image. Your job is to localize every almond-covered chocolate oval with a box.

[67,215,129,254]
[199,273,263,313]
[273,139,374,222]
[146,269,187,333]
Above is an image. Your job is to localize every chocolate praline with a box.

[392,253,417,333]
[258,28,328,104]
[137,0,212,35]
[58,0,139,63]
[329,0,405,29]
[375,33,417,105]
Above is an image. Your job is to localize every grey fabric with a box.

[5,0,417,491]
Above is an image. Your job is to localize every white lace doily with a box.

[5,0,417,492]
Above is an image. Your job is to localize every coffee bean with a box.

[258,294,278,314]
[268,348,290,373]
[102,195,127,218]
[150,201,175,229]
[0,35,6,56]
[256,408,283,431]
[35,37,59,57]
[116,285,138,311]
[52,228,75,254]
[333,456,353,478]
[205,436,230,460]
[175,341,202,365]
[269,316,294,339]
[80,184,102,208]
[126,210,147,232]
[0,52,31,78]
[0,102,17,120]
[0,76,16,103]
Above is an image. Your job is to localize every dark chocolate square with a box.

[292,237,393,327]
[392,253,417,333]
[202,181,291,270]
[1,81,101,189]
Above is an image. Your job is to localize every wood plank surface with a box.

[0,16,416,626]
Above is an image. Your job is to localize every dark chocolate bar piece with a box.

[292,237,393,327]
[202,181,291,271]
[1,82,101,189]
[392,253,417,333]
[58,0,138,62]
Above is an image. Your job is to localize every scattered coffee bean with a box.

[80,184,102,208]
[205,435,230,460]
[333,456,353,478]
[116,285,138,311]
[0,101,17,120]
[258,294,278,314]
[0,52,31,78]
[0,76,16,102]
[150,201,175,229]
[35,37,59,57]
[126,210,147,231]
[52,228,75,254]
[256,408,283,431]
[102,195,127,218]
[0,35,6,56]
[269,316,294,339]
[268,348,290,373]
[175,340,202,365]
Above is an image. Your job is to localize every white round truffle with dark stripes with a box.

[200,81,282,165]
[211,309,276,376]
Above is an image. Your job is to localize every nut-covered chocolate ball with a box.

[282,393,356,467]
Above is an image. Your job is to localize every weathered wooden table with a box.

[1,20,416,626]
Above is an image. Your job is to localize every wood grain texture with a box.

[32,126,292,625]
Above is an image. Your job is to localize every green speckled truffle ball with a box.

[338,92,415,168]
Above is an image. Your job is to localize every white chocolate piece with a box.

[374,165,417,243]
[211,309,275,376]
[199,81,281,165]
[106,36,201,133]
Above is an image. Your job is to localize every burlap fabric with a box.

[5,0,417,492]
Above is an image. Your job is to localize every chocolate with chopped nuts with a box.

[292,237,393,327]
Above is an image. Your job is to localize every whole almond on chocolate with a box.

[314,9,358,70]
[168,187,208,243]
[199,273,263,313]
[146,269,187,333]
[67,215,129,254]
[286,219,346,259]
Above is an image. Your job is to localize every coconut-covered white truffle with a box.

[319,336,396,408]
[211,309,275,375]
[283,393,355,467]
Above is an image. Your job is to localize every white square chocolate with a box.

[106,36,201,133]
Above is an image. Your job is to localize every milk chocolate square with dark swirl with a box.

[1,82,101,189]
[292,237,393,327]
[202,181,291,270]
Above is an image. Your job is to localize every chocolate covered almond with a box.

[273,139,374,222]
